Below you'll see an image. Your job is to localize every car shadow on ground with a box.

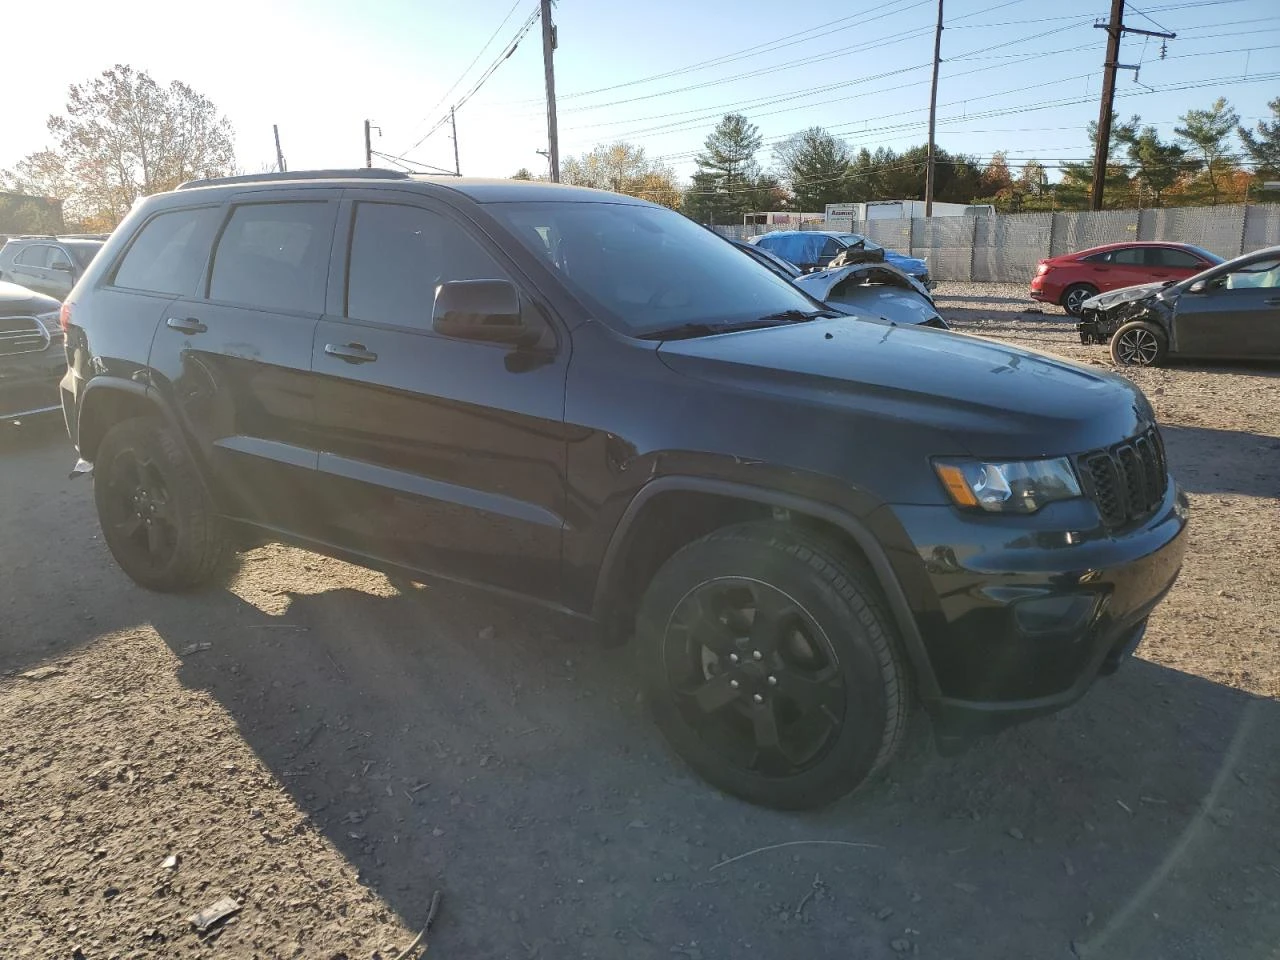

[131,577,1279,960]
[4,414,1277,959]
[1162,424,1280,498]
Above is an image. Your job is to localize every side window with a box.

[346,202,506,329]
[114,207,219,295]
[1112,248,1145,266]
[15,245,51,267]
[1082,251,1113,264]
[1154,248,1202,269]
[48,247,72,270]
[819,237,842,260]
[1223,257,1280,291]
[209,202,332,313]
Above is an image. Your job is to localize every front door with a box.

[1174,255,1280,358]
[149,193,338,532]
[308,195,569,602]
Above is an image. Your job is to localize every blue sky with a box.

[4,0,1278,185]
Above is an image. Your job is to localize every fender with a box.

[592,475,941,703]
[75,377,218,500]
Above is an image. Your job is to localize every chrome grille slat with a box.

[0,316,51,356]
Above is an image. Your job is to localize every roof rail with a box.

[176,168,413,190]
[12,234,56,240]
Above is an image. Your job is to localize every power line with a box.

[399,5,541,158]
[399,0,526,149]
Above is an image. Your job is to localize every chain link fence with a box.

[715,203,1280,283]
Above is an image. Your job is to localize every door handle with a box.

[165,316,207,334]
[324,342,378,364]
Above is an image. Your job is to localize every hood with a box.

[0,280,60,314]
[1082,281,1170,311]
[657,318,1152,457]
[883,250,928,277]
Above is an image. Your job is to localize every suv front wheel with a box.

[636,522,910,809]
[94,417,230,591]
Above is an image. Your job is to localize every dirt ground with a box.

[1,288,1277,960]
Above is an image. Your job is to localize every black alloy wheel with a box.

[663,578,846,778]
[1063,284,1098,318]
[100,446,179,573]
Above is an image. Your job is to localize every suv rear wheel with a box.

[636,522,910,809]
[94,417,230,591]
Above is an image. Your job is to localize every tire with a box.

[93,416,230,591]
[1110,320,1169,367]
[1062,283,1099,318]
[635,521,911,810]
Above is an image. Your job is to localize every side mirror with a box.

[1188,279,1206,293]
[52,261,74,273]
[432,279,534,345]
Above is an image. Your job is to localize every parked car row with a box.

[0,234,106,422]
[57,171,1187,809]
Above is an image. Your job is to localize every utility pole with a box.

[924,0,944,217]
[540,0,560,182]
[364,119,373,168]
[1090,1,1174,209]
[451,107,461,176]
[272,124,286,173]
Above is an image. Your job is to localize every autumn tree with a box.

[771,127,852,211]
[511,167,534,180]
[1115,125,1192,206]
[980,151,1014,195]
[1176,98,1241,204]
[1,65,235,230]
[558,141,679,208]
[1238,97,1280,176]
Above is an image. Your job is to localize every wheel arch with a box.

[592,476,941,702]
[77,380,209,485]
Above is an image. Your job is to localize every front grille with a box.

[0,316,50,356]
[1079,427,1169,528]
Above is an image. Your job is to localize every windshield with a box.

[1185,244,1225,266]
[837,233,885,254]
[487,201,821,336]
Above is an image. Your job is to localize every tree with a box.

[692,114,764,222]
[1176,97,1241,204]
[1115,125,1192,206]
[558,141,678,206]
[1,65,235,230]
[511,167,534,180]
[980,151,1014,195]
[1238,97,1280,176]
[771,127,852,211]
[1055,120,1135,209]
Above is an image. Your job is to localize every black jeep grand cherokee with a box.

[60,171,1187,809]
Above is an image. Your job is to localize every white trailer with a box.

[824,200,993,222]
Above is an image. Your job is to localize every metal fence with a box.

[714,203,1280,283]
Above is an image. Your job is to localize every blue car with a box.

[751,230,930,286]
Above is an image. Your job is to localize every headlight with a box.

[35,309,61,334]
[933,457,1082,513]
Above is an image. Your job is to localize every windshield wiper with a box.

[637,310,833,341]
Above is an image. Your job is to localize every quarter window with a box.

[209,202,332,313]
[346,202,506,329]
[113,207,219,295]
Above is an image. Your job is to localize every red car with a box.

[1030,241,1223,317]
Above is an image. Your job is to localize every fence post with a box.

[1239,205,1250,256]
[968,214,978,282]
[1047,212,1059,260]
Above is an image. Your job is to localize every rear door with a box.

[150,192,337,532]
[9,244,56,297]
[1106,246,1154,289]
[308,193,569,601]
[1173,256,1280,357]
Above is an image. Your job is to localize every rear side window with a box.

[209,202,332,313]
[1112,248,1145,266]
[48,247,72,270]
[14,244,52,267]
[1081,251,1113,264]
[346,202,505,329]
[114,207,219,295]
[1153,248,1201,269]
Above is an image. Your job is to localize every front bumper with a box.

[1,351,65,420]
[891,482,1188,734]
